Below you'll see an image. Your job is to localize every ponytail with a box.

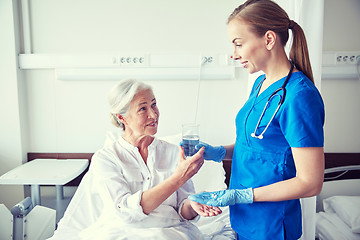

[289,20,314,83]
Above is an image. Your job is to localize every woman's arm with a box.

[253,147,324,202]
[140,147,205,215]
[181,199,222,220]
[224,143,235,159]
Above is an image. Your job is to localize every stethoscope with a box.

[250,62,294,139]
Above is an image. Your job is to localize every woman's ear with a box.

[116,113,127,125]
[264,30,277,50]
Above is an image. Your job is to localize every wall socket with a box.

[335,52,360,65]
[322,51,360,66]
[112,55,147,66]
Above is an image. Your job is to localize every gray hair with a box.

[108,79,152,130]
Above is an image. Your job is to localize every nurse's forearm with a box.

[253,177,318,202]
[253,147,324,202]
[223,143,235,159]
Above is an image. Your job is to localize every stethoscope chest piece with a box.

[251,132,263,139]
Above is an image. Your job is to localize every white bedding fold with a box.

[316,212,360,240]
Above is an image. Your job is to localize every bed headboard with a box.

[323,153,360,182]
[27,152,359,187]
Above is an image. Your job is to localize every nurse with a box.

[188,0,325,239]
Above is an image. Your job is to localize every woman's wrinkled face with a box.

[228,18,268,74]
[122,89,159,138]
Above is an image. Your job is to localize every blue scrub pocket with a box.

[232,145,287,189]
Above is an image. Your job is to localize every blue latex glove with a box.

[194,142,226,162]
[188,188,253,207]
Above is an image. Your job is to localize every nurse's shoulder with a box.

[286,71,323,102]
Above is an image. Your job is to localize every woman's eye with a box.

[152,102,157,107]
[139,107,146,111]
[236,44,242,48]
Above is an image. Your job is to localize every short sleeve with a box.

[279,84,325,148]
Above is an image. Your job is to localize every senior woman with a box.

[50,79,221,240]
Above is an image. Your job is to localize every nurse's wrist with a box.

[234,188,254,204]
[251,188,258,202]
[217,145,226,162]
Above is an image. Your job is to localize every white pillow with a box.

[191,160,227,192]
[103,131,228,192]
[323,196,360,233]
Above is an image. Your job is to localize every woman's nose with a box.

[149,108,158,119]
[232,51,240,60]
[232,47,242,60]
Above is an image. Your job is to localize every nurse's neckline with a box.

[256,70,299,97]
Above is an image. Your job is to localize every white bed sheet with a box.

[315,175,360,240]
[49,171,235,240]
[316,212,360,240]
[194,206,235,240]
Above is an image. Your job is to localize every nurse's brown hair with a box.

[228,0,314,83]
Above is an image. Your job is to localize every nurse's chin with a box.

[248,68,261,75]
[244,66,255,74]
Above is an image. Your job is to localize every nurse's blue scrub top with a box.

[230,71,324,240]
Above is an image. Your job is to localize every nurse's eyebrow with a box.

[232,38,241,43]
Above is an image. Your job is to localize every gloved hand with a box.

[188,188,253,207]
[194,142,226,163]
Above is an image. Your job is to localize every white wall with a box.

[0,0,359,208]
[321,0,360,152]
[0,0,28,208]
[24,0,245,154]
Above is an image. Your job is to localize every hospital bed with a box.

[315,153,360,240]
[26,143,359,239]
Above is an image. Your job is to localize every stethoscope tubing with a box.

[251,62,294,139]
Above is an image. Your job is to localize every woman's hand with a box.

[173,146,205,185]
[189,200,222,217]
[140,147,204,215]
[181,198,222,219]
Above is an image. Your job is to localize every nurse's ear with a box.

[264,30,277,51]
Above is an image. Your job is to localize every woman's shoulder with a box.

[284,71,324,110]
[156,137,180,153]
[91,140,131,167]
[286,71,322,98]
[289,71,317,89]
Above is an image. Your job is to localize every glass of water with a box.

[182,123,200,158]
